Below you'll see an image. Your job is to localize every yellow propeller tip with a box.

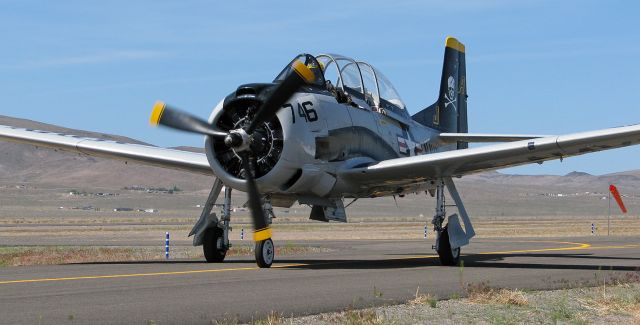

[292,60,315,84]
[253,227,272,241]
[150,101,166,126]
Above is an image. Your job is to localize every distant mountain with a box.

[170,146,205,153]
[565,171,592,177]
[461,169,640,193]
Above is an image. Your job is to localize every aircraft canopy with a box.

[274,54,407,116]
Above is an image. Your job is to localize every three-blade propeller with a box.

[150,60,314,242]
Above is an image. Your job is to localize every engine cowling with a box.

[205,84,339,198]
[205,84,297,193]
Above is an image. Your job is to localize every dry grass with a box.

[0,246,159,266]
[575,271,640,320]
[465,282,529,306]
[577,284,640,319]
[4,218,640,242]
[244,281,640,324]
[579,296,640,318]
[249,311,289,325]
[0,243,329,267]
[409,287,437,308]
[332,309,381,325]
[224,244,329,257]
[289,307,385,325]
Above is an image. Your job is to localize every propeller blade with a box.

[150,101,228,139]
[239,152,271,241]
[246,60,315,133]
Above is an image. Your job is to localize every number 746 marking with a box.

[282,101,318,124]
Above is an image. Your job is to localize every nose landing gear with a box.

[255,238,275,268]
[190,179,277,268]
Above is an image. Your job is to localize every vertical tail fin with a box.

[412,36,468,149]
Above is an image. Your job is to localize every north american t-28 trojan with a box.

[1,37,639,267]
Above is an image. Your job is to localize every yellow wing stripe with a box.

[253,227,272,241]
[445,36,465,53]
[149,101,166,126]
[292,60,315,83]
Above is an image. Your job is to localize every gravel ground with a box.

[277,281,640,325]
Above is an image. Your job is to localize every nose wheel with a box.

[255,238,274,268]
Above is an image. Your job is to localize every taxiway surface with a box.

[1,237,639,324]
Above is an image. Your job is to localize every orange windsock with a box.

[609,184,627,214]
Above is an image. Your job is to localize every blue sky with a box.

[1,0,638,175]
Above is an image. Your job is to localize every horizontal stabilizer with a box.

[437,133,552,143]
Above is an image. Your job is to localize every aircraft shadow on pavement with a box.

[73,253,640,272]
[273,252,640,271]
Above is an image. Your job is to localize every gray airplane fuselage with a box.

[205,86,453,201]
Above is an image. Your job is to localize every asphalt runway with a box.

[1,237,639,324]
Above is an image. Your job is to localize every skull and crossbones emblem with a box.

[444,75,457,111]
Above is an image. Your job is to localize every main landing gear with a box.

[203,227,226,262]
[202,185,232,262]
[431,178,475,266]
[189,180,275,268]
[436,225,461,266]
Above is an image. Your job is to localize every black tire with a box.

[255,238,274,268]
[203,227,227,263]
[436,226,461,266]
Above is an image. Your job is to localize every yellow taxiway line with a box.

[478,241,592,255]
[0,263,307,285]
[0,240,637,286]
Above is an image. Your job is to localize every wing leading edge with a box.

[0,125,212,175]
[340,124,640,185]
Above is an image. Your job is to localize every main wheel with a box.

[437,226,461,266]
[255,238,274,268]
[203,227,227,263]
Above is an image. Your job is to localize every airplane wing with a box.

[0,124,212,175]
[340,124,640,186]
[437,133,552,143]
